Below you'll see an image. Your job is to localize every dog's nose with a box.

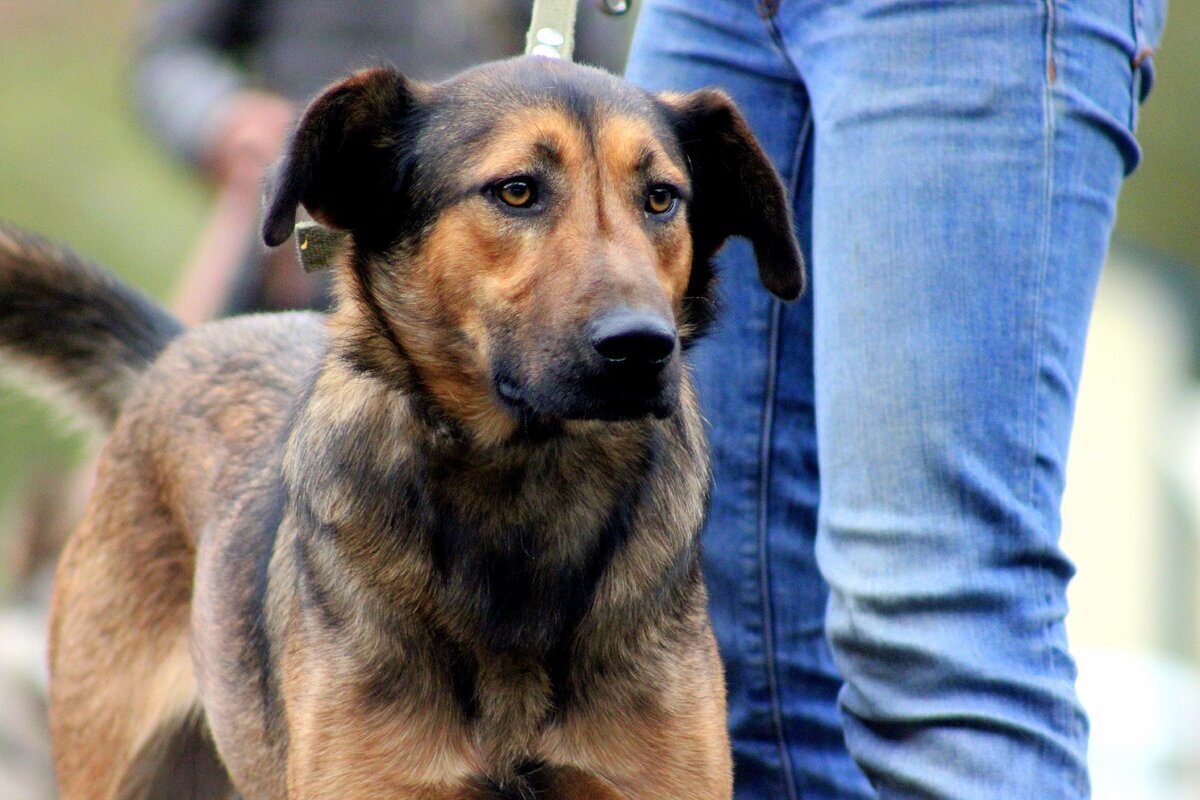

[589,310,676,366]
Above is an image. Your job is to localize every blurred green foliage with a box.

[1116,3,1200,267]
[0,2,208,546]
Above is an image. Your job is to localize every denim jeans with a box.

[626,0,1166,797]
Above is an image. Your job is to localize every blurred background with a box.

[0,1,1197,798]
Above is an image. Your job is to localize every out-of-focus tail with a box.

[0,223,184,429]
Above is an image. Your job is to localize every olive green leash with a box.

[526,0,581,60]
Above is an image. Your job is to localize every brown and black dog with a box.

[0,57,801,799]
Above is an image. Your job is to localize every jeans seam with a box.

[757,14,810,798]
[1037,4,1087,798]
[757,296,796,800]
[1034,0,1055,646]
[1033,0,1055,507]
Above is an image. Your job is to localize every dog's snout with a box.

[589,310,677,366]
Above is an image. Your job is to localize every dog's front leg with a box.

[281,647,484,799]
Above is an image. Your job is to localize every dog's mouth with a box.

[493,370,676,423]
[496,377,536,415]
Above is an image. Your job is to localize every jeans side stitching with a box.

[1036,3,1087,798]
[757,297,796,800]
[1033,1,1055,634]
[1033,0,1055,511]
[756,14,810,798]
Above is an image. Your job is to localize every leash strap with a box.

[525,0,579,61]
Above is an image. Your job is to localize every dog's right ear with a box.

[262,68,419,247]
[656,89,804,301]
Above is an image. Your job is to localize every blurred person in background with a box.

[626,0,1167,798]
[133,0,632,321]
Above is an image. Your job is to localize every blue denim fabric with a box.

[626,1,1166,798]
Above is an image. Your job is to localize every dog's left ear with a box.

[658,89,805,300]
[262,68,420,247]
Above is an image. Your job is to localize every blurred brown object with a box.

[203,90,294,190]
[170,89,311,323]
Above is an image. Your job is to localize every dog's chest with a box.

[282,411,701,791]
[432,490,639,652]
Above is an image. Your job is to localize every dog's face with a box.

[264,58,801,440]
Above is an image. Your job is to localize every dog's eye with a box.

[645,186,678,216]
[494,179,538,209]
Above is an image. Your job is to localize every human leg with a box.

[628,2,874,798]
[768,0,1165,796]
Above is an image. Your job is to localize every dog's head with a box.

[263,57,801,441]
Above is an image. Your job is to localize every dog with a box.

[0,56,801,799]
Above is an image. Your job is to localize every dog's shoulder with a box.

[164,310,327,375]
[133,311,328,415]
[102,312,328,523]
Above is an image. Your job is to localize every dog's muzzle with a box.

[493,307,681,423]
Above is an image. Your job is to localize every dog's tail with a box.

[0,222,184,429]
